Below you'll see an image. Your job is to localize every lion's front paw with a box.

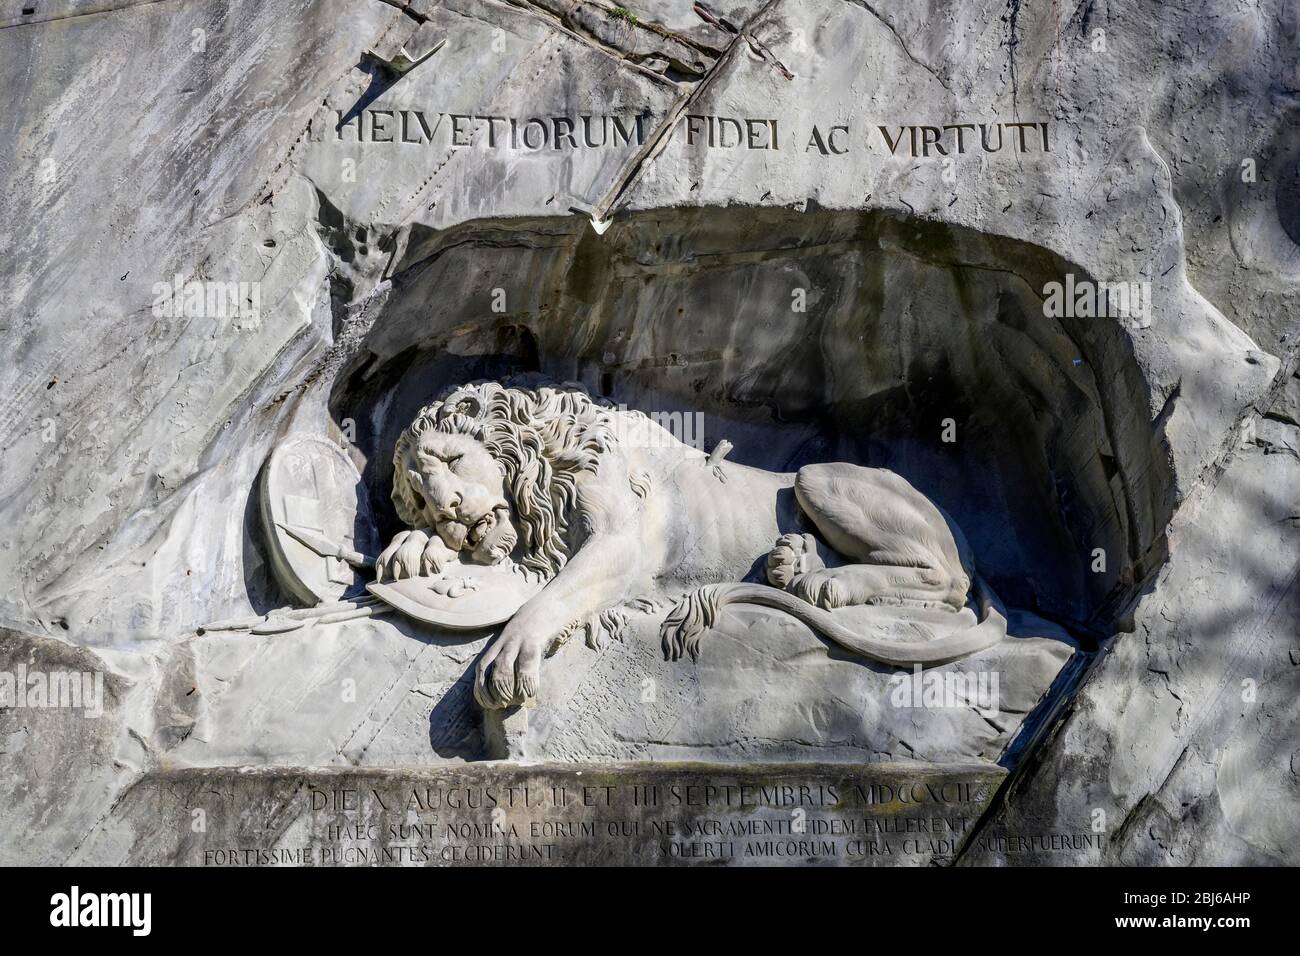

[375,529,456,582]
[766,532,821,589]
[474,627,549,709]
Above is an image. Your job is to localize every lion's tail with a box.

[661,581,1006,667]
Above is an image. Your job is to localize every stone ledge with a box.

[71,762,1008,866]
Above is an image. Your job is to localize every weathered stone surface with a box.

[71,763,1007,866]
[1,0,1297,867]
[961,403,1300,867]
[0,629,129,866]
[502,606,1077,765]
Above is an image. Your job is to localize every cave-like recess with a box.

[329,206,1175,639]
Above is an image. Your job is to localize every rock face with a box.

[1,0,1297,866]
[495,607,1079,766]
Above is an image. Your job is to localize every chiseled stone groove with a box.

[589,0,788,221]
[377,0,716,81]
[0,0,172,31]
[843,0,952,93]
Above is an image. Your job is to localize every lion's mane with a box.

[392,381,617,581]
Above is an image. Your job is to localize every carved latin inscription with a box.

[320,109,647,150]
[877,122,1052,156]
[313,108,1052,160]
[675,118,1053,156]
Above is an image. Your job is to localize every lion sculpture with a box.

[375,380,1006,710]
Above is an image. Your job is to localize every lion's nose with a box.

[428,485,462,520]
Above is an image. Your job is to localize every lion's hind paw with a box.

[791,569,853,610]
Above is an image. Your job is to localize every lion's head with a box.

[391,380,617,580]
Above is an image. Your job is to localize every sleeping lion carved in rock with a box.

[374,380,1007,710]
